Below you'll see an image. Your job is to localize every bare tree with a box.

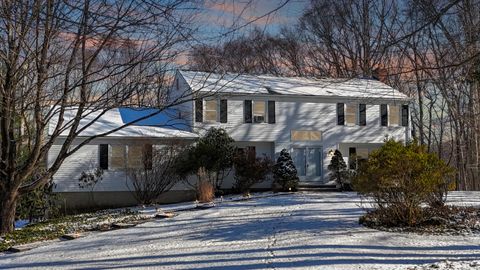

[128,142,186,205]
[188,28,305,76]
[298,0,404,78]
[0,0,198,234]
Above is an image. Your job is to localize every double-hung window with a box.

[101,144,153,170]
[196,98,228,123]
[253,101,266,123]
[244,100,275,124]
[345,104,357,125]
[338,103,360,126]
[204,99,217,122]
[389,105,400,126]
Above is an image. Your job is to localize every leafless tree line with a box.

[188,0,480,191]
[0,0,293,235]
[0,0,201,234]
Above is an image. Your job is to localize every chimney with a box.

[372,68,388,83]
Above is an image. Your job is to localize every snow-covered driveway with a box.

[2,192,480,270]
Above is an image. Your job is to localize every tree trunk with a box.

[0,188,18,235]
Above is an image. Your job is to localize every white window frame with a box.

[389,104,400,126]
[110,145,126,170]
[291,130,322,141]
[345,103,357,126]
[204,99,218,122]
[252,100,266,123]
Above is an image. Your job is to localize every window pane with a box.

[253,101,265,116]
[205,99,217,111]
[291,130,310,141]
[111,145,125,169]
[291,130,322,141]
[205,111,217,121]
[346,104,357,125]
[357,148,368,159]
[310,131,322,141]
[389,105,400,126]
[292,148,306,176]
[128,145,143,169]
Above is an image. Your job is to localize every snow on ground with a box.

[1,192,480,270]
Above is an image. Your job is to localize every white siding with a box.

[193,96,408,182]
[49,138,194,193]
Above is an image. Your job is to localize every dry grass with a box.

[197,168,214,203]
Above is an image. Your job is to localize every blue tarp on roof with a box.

[118,108,190,131]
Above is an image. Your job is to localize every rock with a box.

[196,202,215,209]
[7,243,39,253]
[426,216,449,225]
[97,224,112,231]
[111,223,136,229]
[61,233,83,240]
[155,212,175,219]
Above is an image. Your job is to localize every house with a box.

[173,70,411,188]
[47,108,198,210]
[49,70,411,209]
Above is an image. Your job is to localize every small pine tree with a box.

[327,150,349,189]
[273,149,299,191]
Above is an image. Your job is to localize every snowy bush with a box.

[272,149,299,191]
[233,148,273,196]
[327,150,352,190]
[352,139,455,226]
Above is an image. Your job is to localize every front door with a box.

[292,147,323,182]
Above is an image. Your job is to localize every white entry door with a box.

[292,147,323,182]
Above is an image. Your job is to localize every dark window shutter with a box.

[99,144,109,170]
[244,100,252,123]
[220,99,228,123]
[337,103,345,125]
[401,105,409,127]
[144,144,153,170]
[348,147,357,170]
[195,98,203,122]
[359,104,366,126]
[380,104,388,126]
[267,101,275,124]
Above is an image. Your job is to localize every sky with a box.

[173,0,310,66]
[197,0,309,39]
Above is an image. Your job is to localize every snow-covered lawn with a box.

[2,192,480,270]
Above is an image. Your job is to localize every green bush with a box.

[175,128,235,192]
[16,180,62,223]
[352,139,455,226]
[233,148,272,196]
[272,149,299,191]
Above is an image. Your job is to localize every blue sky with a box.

[197,0,309,38]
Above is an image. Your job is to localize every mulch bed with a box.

[360,205,480,235]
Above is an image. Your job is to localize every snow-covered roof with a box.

[179,70,410,101]
[48,107,197,138]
